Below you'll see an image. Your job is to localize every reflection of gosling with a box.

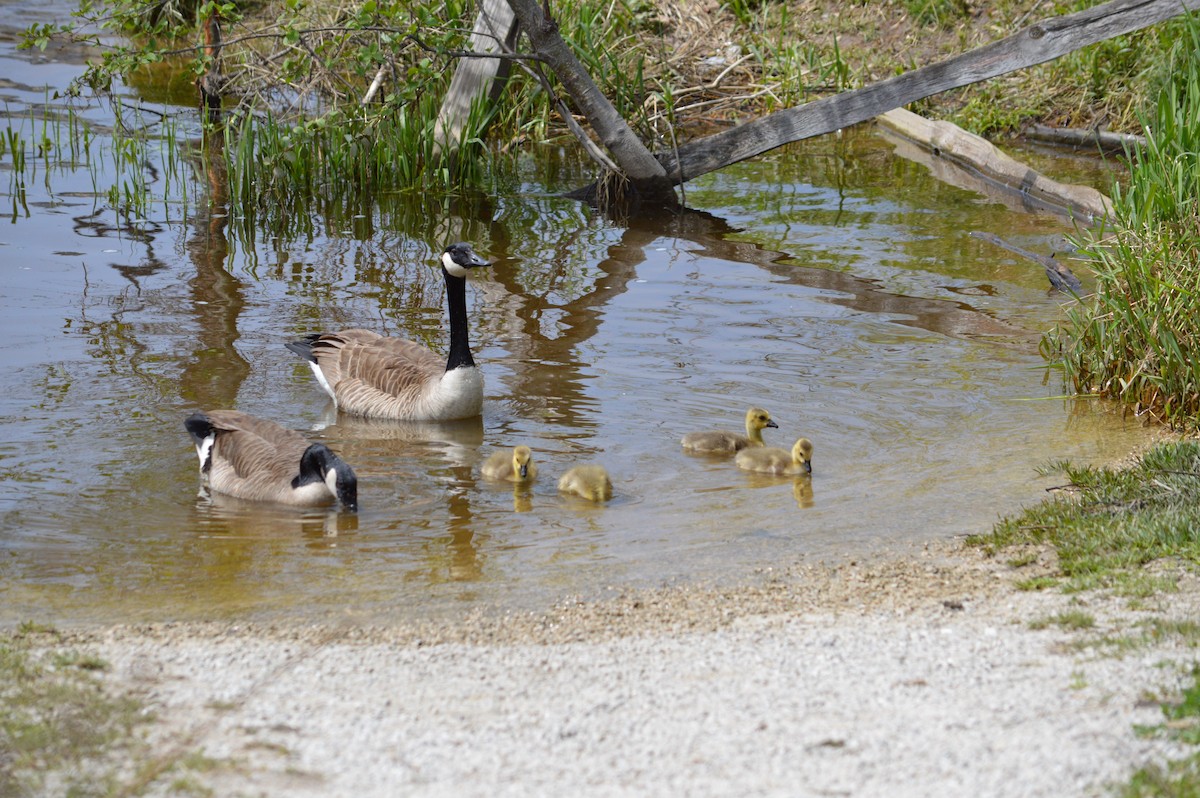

[793,478,814,509]
[681,407,778,454]
[557,464,613,502]
[481,445,538,483]
[735,437,813,476]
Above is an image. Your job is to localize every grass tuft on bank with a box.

[969,441,1200,592]
[0,623,149,796]
[1042,18,1200,428]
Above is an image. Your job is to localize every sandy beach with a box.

[52,540,1200,797]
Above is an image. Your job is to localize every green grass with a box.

[0,623,227,797]
[0,624,148,796]
[1123,667,1200,796]
[1043,17,1200,428]
[970,441,1200,590]
[1029,610,1096,631]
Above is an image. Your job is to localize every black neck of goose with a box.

[444,266,475,371]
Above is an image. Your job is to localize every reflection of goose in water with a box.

[286,242,490,421]
[318,411,485,447]
[557,464,613,502]
[185,410,358,511]
[682,407,778,454]
[735,437,814,476]
[195,490,358,539]
[481,445,538,483]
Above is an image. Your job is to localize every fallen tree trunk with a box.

[505,0,673,200]
[877,107,1113,222]
[650,0,1198,189]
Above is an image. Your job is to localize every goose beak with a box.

[803,460,812,474]
[448,242,491,269]
[766,419,779,429]
[519,463,528,479]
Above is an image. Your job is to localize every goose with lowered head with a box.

[735,437,813,476]
[185,410,358,510]
[286,242,490,421]
[681,407,778,454]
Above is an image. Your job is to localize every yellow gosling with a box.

[557,464,613,502]
[481,445,538,483]
[681,407,778,454]
[734,437,814,476]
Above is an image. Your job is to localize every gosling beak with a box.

[766,420,779,429]
[518,464,528,479]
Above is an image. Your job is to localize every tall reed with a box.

[223,90,496,219]
[1043,18,1200,427]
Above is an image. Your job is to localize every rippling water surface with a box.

[0,3,1152,624]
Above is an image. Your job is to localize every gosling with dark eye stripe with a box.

[735,437,814,476]
[286,242,490,421]
[681,407,778,454]
[185,410,358,511]
[482,445,538,483]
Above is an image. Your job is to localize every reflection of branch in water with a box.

[667,206,1037,347]
[486,219,660,430]
[178,132,250,409]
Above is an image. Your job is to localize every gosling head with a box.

[512,445,534,480]
[792,437,814,474]
[746,407,779,433]
[441,242,491,278]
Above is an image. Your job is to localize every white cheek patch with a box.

[442,251,469,278]
[324,469,339,498]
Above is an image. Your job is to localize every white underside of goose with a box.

[414,367,484,421]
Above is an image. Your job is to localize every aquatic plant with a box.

[1043,18,1200,428]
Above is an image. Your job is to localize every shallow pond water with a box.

[0,5,1155,625]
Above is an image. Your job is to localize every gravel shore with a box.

[62,540,1200,796]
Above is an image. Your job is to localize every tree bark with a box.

[505,0,673,200]
[655,0,1200,187]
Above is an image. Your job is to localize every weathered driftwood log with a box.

[970,231,1084,294]
[1023,123,1146,154]
[648,0,1198,191]
[434,0,519,152]
[876,107,1113,222]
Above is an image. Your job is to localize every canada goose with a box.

[557,464,613,502]
[286,242,490,421]
[184,410,358,511]
[681,407,778,454]
[735,437,813,476]
[481,445,538,483]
